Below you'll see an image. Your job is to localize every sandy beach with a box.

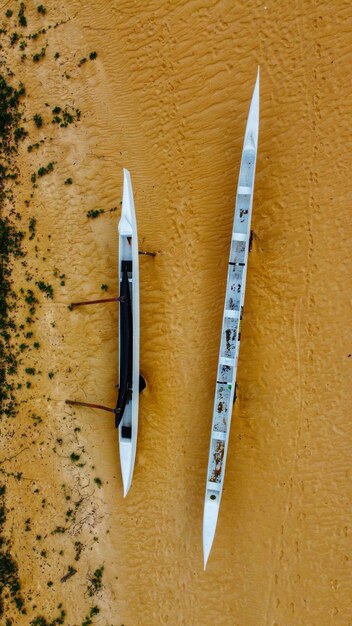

[1,1,352,625]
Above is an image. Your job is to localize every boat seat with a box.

[121,260,132,272]
[238,185,251,195]
[232,232,247,241]
[121,425,132,439]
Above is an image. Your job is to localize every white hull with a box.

[203,69,260,568]
[118,169,140,497]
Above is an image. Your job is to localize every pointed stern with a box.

[119,439,135,497]
[244,67,260,152]
[203,496,220,569]
[119,168,135,236]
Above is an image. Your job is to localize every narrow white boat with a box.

[203,69,260,569]
[65,168,142,497]
[117,169,140,497]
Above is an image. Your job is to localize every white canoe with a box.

[117,168,140,497]
[203,69,260,568]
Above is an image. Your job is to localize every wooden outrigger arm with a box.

[70,296,124,308]
[65,399,115,414]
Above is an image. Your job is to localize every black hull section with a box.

[115,260,133,428]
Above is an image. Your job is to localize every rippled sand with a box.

[3,1,352,625]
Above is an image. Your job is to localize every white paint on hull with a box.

[118,169,140,497]
[203,68,260,568]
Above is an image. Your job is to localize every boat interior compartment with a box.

[234,149,255,234]
[226,265,244,311]
[121,258,132,273]
[213,383,231,432]
[209,439,225,483]
[217,363,233,384]
[119,229,133,257]
[239,148,256,188]
[220,317,238,360]
[229,238,246,264]
[121,425,132,439]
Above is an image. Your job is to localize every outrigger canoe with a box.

[66,168,143,496]
[203,69,260,568]
[117,168,140,496]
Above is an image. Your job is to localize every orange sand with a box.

[2,1,352,624]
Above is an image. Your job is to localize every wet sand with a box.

[2,1,352,624]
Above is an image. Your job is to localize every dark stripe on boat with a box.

[115,260,133,428]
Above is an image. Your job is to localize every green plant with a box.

[32,47,46,62]
[0,486,26,616]
[87,566,104,596]
[86,209,103,219]
[28,217,37,239]
[18,3,27,27]
[36,281,53,298]
[33,113,43,128]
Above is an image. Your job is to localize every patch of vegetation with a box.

[32,47,46,62]
[0,72,27,409]
[37,5,47,15]
[0,486,26,618]
[24,288,38,306]
[29,217,37,240]
[86,206,117,219]
[18,3,27,28]
[38,161,54,176]
[14,126,27,141]
[10,32,19,46]
[87,566,104,597]
[89,52,97,60]
[64,178,72,185]
[30,609,66,625]
[36,280,54,298]
[31,161,54,184]
[74,541,83,561]
[69,452,80,462]
[27,140,45,152]
[100,284,108,292]
[5,10,13,18]
[51,526,66,535]
[33,113,43,128]
[87,209,103,219]
[81,605,100,626]
[78,58,87,67]
[51,105,80,127]
[94,477,102,488]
